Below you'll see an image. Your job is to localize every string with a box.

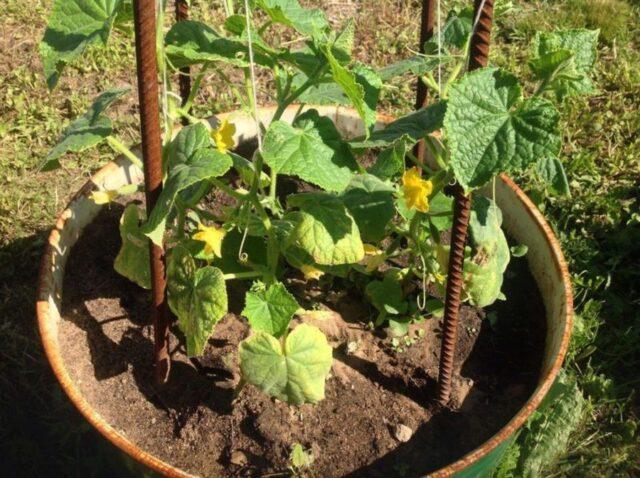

[243,0,263,151]
[472,0,488,33]
[436,0,442,92]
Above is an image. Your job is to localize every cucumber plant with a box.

[40,0,598,405]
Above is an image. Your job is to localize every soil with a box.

[58,201,546,478]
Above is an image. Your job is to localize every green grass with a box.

[0,0,638,476]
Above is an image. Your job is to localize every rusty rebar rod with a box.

[414,0,436,164]
[133,0,170,384]
[175,0,191,111]
[436,0,494,406]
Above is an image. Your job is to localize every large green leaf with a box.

[165,20,271,69]
[142,149,232,245]
[262,109,357,192]
[167,246,228,356]
[350,101,446,149]
[238,323,333,405]
[254,0,329,42]
[445,68,561,190]
[242,282,300,338]
[40,0,124,89]
[464,197,510,308]
[341,174,395,243]
[167,123,211,170]
[42,87,129,171]
[287,193,364,265]
[531,29,599,101]
[114,204,150,289]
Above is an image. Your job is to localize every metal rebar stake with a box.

[175,0,191,110]
[414,0,436,164]
[133,0,170,384]
[436,0,494,406]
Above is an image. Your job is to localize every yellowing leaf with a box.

[300,264,325,280]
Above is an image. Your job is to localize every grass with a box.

[0,0,638,476]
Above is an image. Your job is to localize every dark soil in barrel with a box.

[58,201,546,478]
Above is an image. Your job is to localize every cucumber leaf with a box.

[465,197,510,307]
[368,142,406,180]
[536,156,570,196]
[253,0,329,42]
[114,204,150,289]
[287,193,364,266]
[262,109,357,192]
[167,246,228,357]
[445,68,561,190]
[165,20,272,68]
[531,29,599,100]
[341,174,395,243]
[324,48,380,135]
[238,323,333,405]
[243,281,300,338]
[350,101,446,149]
[40,0,124,89]
[42,87,129,171]
[142,148,232,245]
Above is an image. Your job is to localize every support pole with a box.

[175,0,191,111]
[133,0,170,384]
[436,0,494,406]
[414,0,436,164]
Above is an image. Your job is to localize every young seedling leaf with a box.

[165,21,271,68]
[531,29,599,100]
[243,282,300,338]
[167,245,228,356]
[262,109,357,192]
[42,87,130,171]
[238,323,333,405]
[40,0,125,89]
[350,101,446,149]
[341,174,395,243]
[142,149,232,245]
[114,204,150,289]
[445,68,561,190]
[287,193,365,266]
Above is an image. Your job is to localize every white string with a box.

[243,0,263,151]
[472,0,489,33]
[436,0,442,92]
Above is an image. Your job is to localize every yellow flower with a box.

[192,223,225,258]
[362,244,387,272]
[211,118,236,154]
[300,264,324,280]
[402,167,433,213]
[89,189,118,205]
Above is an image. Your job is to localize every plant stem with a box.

[106,136,144,169]
[210,177,248,200]
[223,270,262,281]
